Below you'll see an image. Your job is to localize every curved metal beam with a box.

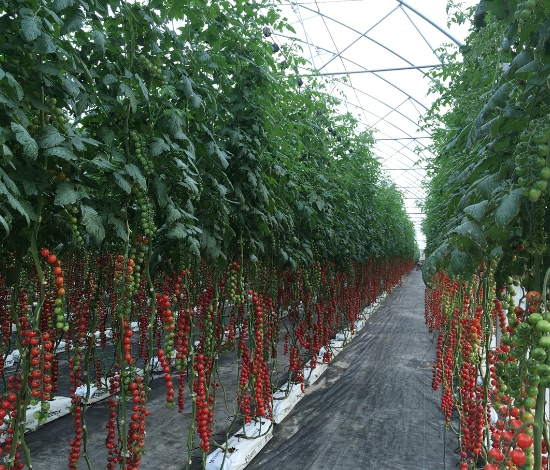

[395,0,464,47]
[318,4,401,72]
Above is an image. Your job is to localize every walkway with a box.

[247,270,459,470]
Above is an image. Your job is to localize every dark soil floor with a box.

[21,270,458,470]
[246,269,460,470]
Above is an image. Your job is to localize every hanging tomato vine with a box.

[423,1,550,469]
[0,0,417,468]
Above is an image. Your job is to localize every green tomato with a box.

[516,322,532,336]
[536,179,548,190]
[512,334,528,346]
[529,188,542,202]
[529,313,543,324]
[531,347,547,361]
[539,334,550,348]
[536,320,550,332]
[506,361,520,376]
[524,395,537,409]
[540,167,550,179]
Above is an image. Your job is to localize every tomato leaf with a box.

[124,163,146,190]
[54,182,80,206]
[135,74,149,101]
[90,30,105,52]
[119,83,137,113]
[449,220,487,249]
[35,33,56,54]
[150,137,169,157]
[21,15,42,42]
[113,172,131,194]
[167,222,188,239]
[450,248,472,277]
[153,176,168,208]
[43,146,77,161]
[52,0,74,12]
[0,214,9,235]
[80,205,105,244]
[107,213,127,241]
[495,188,522,228]
[39,126,64,148]
[11,123,38,161]
[463,200,489,221]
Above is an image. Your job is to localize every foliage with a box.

[0,0,417,467]
[423,1,550,469]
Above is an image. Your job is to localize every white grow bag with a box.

[206,418,273,470]
[24,396,72,432]
[272,383,305,424]
[303,362,328,386]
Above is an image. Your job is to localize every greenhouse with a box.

[0,0,549,469]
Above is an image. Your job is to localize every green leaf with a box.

[153,176,168,208]
[43,146,77,161]
[39,126,64,148]
[0,168,19,196]
[60,10,84,35]
[61,76,82,96]
[80,205,105,243]
[102,74,118,86]
[107,213,127,241]
[35,33,56,54]
[495,188,522,228]
[217,148,229,169]
[98,127,115,145]
[516,60,540,78]
[0,214,9,234]
[449,220,486,249]
[450,248,472,277]
[150,137,169,157]
[11,123,38,160]
[5,72,24,100]
[54,182,79,206]
[89,155,115,170]
[124,163,146,190]
[21,15,42,42]
[463,200,488,221]
[113,172,131,194]
[90,30,105,52]
[52,0,74,12]
[167,222,188,239]
[511,50,531,70]
[119,83,137,113]
[474,173,500,200]
[135,74,148,101]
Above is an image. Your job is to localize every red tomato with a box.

[516,433,533,449]
[488,447,504,462]
[510,448,526,466]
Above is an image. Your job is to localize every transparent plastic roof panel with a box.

[275,0,477,247]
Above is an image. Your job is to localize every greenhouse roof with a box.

[276,0,477,248]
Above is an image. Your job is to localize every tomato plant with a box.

[0,0,418,468]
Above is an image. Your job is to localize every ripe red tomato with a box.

[510,448,526,466]
[40,248,50,258]
[516,433,533,449]
[488,447,504,462]
[527,291,542,304]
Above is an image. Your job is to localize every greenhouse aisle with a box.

[247,269,460,470]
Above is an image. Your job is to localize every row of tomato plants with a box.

[0,240,413,470]
[426,263,550,470]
